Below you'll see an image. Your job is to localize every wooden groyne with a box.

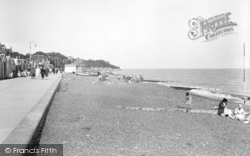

[144,79,175,83]
[116,106,217,115]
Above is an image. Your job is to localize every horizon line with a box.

[119,68,250,70]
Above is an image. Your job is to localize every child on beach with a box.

[185,92,192,105]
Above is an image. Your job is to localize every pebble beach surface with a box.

[39,74,250,156]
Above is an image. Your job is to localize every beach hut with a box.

[8,58,16,78]
[18,59,26,70]
[0,54,8,79]
[5,55,11,77]
[9,58,16,72]
[0,56,2,79]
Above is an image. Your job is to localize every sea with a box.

[116,69,250,103]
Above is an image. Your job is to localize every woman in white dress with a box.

[35,66,41,79]
[234,104,250,122]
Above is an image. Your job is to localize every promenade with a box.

[0,74,62,143]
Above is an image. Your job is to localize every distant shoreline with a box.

[116,69,250,104]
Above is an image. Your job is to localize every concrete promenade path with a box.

[0,74,62,143]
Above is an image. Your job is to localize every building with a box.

[30,55,50,68]
[64,64,77,73]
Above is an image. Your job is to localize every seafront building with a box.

[65,64,77,73]
[0,42,51,80]
[0,54,30,79]
[0,42,28,79]
[30,55,50,68]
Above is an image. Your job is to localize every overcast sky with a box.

[1,0,249,69]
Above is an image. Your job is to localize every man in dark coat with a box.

[40,67,45,79]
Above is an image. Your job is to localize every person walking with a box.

[35,66,41,79]
[40,67,45,79]
[30,66,35,79]
[45,67,49,79]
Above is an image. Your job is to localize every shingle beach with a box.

[39,74,250,156]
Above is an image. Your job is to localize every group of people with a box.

[185,93,249,124]
[122,74,144,83]
[93,73,111,84]
[93,73,144,84]
[9,69,29,78]
[217,98,250,124]
[30,66,50,79]
[7,65,57,80]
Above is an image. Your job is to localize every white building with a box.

[64,64,76,73]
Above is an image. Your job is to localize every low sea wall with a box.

[2,76,62,149]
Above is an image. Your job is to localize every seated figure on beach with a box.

[185,92,192,105]
[234,104,249,121]
[223,107,234,118]
[217,98,234,118]
[217,98,228,116]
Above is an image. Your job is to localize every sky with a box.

[0,0,249,69]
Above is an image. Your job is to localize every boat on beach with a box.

[157,83,249,104]
[76,72,98,76]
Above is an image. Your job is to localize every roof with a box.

[65,64,77,67]
[31,55,47,62]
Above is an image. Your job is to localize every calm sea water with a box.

[116,69,250,98]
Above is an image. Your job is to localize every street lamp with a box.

[29,41,37,62]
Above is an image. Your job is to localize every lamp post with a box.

[243,43,246,105]
[29,41,37,62]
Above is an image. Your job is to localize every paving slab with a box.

[0,74,61,143]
